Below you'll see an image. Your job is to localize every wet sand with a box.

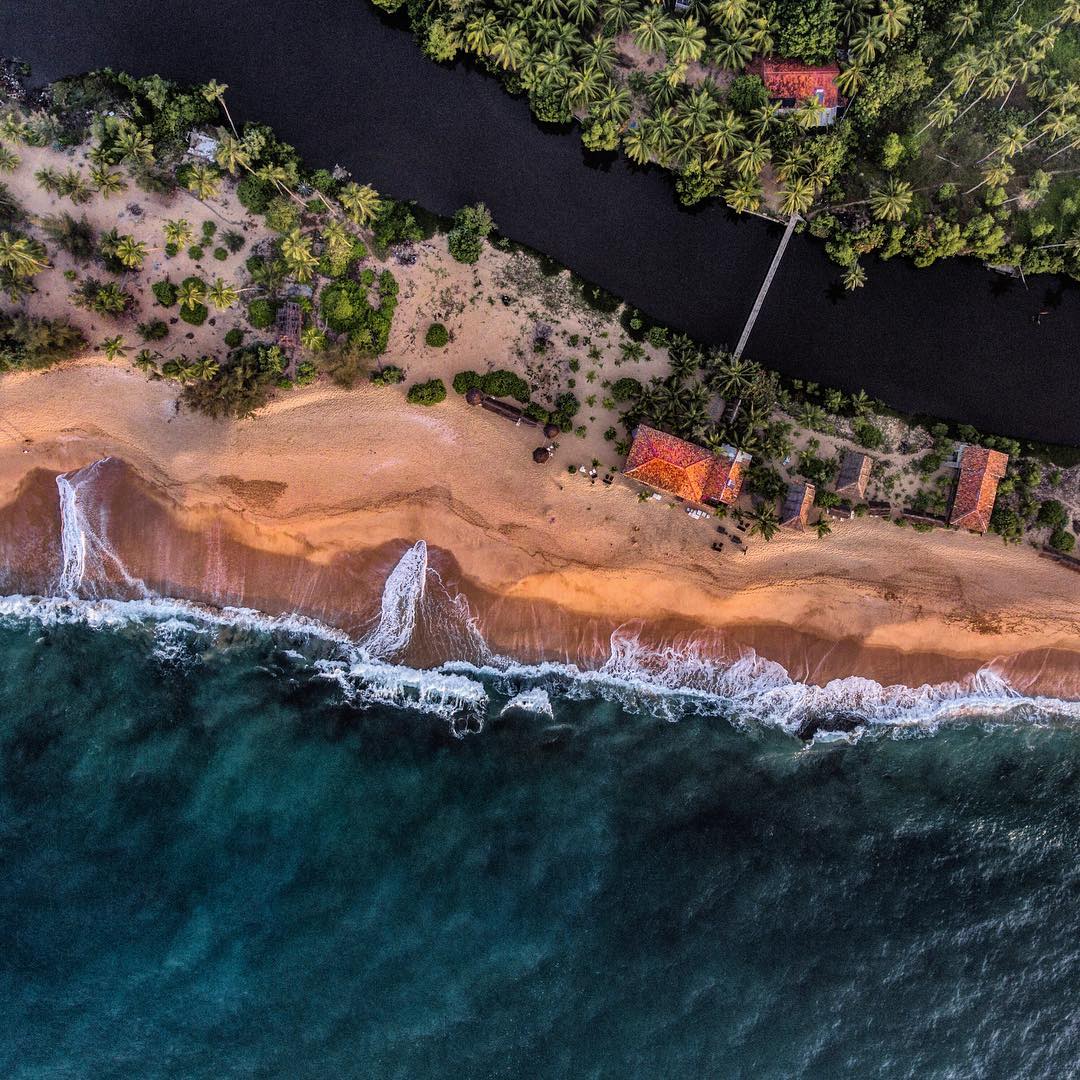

[2,360,1079,698]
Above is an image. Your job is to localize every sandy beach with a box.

[2,356,1079,697]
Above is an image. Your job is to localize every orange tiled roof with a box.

[750,57,840,109]
[949,446,1009,533]
[624,426,746,505]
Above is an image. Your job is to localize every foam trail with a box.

[360,540,428,660]
[55,459,149,599]
[501,688,554,719]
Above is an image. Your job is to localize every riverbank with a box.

[2,358,1079,698]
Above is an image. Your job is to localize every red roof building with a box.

[624,426,748,506]
[948,445,1009,533]
[749,57,841,114]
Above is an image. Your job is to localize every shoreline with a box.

[2,359,1079,700]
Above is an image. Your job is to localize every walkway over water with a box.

[734,213,800,361]
[3,0,1080,445]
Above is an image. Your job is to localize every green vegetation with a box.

[152,278,178,307]
[406,377,448,405]
[247,297,277,329]
[0,312,85,371]
[390,0,1080,277]
[448,203,494,264]
[371,365,406,385]
[319,269,398,355]
[480,368,531,402]
[453,370,483,394]
[425,321,449,347]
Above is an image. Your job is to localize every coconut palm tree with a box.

[214,133,252,176]
[133,349,159,373]
[815,518,832,539]
[710,0,751,26]
[850,19,887,64]
[321,217,354,268]
[89,163,126,196]
[775,146,810,183]
[186,163,221,201]
[595,82,632,124]
[733,139,770,178]
[631,10,668,54]
[868,176,912,222]
[793,96,824,129]
[602,0,633,33]
[668,17,707,64]
[339,182,381,225]
[843,261,867,290]
[0,145,19,173]
[835,62,866,100]
[948,0,980,46]
[711,30,754,71]
[0,231,48,278]
[565,0,598,27]
[747,100,781,138]
[747,502,779,541]
[746,14,774,54]
[677,85,718,136]
[622,125,651,164]
[177,279,206,311]
[849,389,872,415]
[113,123,154,166]
[878,0,911,40]
[723,176,763,212]
[715,355,754,400]
[281,228,317,282]
[34,166,63,194]
[202,80,238,138]
[580,33,617,76]
[301,324,327,352]
[164,218,193,248]
[703,109,744,164]
[489,23,528,70]
[115,236,148,269]
[207,278,239,309]
[99,335,128,361]
[191,355,220,381]
[780,177,815,216]
[567,64,605,108]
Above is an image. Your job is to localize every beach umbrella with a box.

[532,447,552,464]
[466,387,483,405]
[543,422,560,440]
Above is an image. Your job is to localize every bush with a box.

[180,302,208,326]
[425,322,449,348]
[853,418,886,450]
[137,318,169,342]
[370,365,405,386]
[213,247,228,261]
[201,220,217,242]
[524,402,549,424]
[1050,527,1076,553]
[187,244,204,261]
[319,270,399,355]
[224,328,244,348]
[579,279,621,313]
[447,203,494,264]
[164,242,178,257]
[406,378,447,406]
[182,342,286,419]
[237,174,274,214]
[265,196,300,234]
[480,368,530,402]
[152,279,177,307]
[1038,499,1069,531]
[247,298,277,329]
[610,377,642,403]
[452,370,482,395]
[727,74,768,113]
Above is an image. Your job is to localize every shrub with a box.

[550,391,581,431]
[187,244,204,261]
[727,74,768,113]
[237,174,274,214]
[223,229,245,254]
[224,328,244,348]
[480,368,530,402]
[164,242,178,257]
[406,378,447,406]
[152,279,177,307]
[213,247,228,261]
[853,418,886,450]
[319,270,399,355]
[137,318,169,342]
[247,298,277,329]
[610,376,642,402]
[579,279,621,313]
[1038,499,1069,531]
[1050,527,1076,553]
[425,322,449,348]
[452,370,482,395]
[180,302,208,326]
[524,402,549,424]
[265,196,300,234]
[182,342,287,419]
[447,202,494,264]
[201,220,217,242]
[370,365,405,386]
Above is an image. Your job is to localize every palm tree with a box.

[186,163,221,201]
[595,82,632,124]
[207,278,239,309]
[824,388,847,412]
[850,19,887,64]
[850,389,872,415]
[580,34,617,76]
[835,62,866,100]
[868,176,912,222]
[948,0,980,46]
[564,0,598,27]
[301,324,327,352]
[214,133,251,175]
[843,261,867,290]
[0,145,19,173]
[191,355,220,381]
[602,0,633,33]
[113,123,154,166]
[89,163,126,196]
[677,86,717,136]
[464,10,498,54]
[715,355,753,400]
[623,125,651,164]
[703,109,744,164]
[747,502,779,541]
[780,177,815,216]
[339,182,381,225]
[133,349,159,373]
[723,176,763,212]
[710,0,751,26]
[488,23,528,70]
[202,80,238,138]
[0,231,48,277]
[99,335,128,361]
[631,10,668,55]
[733,140,770,179]
[747,100,781,138]
[668,17,707,64]
[41,212,95,260]
[280,228,317,282]
[711,30,753,71]
[792,96,824,129]
[567,64,605,108]
[815,518,832,539]
[878,0,911,40]
[115,236,148,269]
[177,279,206,311]
[164,218,193,248]
[34,166,63,194]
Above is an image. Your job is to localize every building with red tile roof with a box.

[624,426,749,506]
[780,482,815,529]
[948,445,1009,533]
[748,57,841,122]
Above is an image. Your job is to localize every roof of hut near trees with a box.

[835,451,873,501]
[749,57,841,109]
[780,482,815,529]
[624,426,748,506]
[949,446,1010,533]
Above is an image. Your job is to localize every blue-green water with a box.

[2,607,1080,1078]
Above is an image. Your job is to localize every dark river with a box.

[3,0,1079,444]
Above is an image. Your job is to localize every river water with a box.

[2,0,1080,444]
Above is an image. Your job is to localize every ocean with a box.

[3,532,1080,1077]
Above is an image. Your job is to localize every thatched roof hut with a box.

[532,446,552,464]
[544,422,561,440]
[465,387,483,406]
[780,482,815,529]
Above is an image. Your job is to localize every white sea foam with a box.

[501,688,554,720]
[359,540,428,660]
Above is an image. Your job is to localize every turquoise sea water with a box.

[3,607,1080,1079]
